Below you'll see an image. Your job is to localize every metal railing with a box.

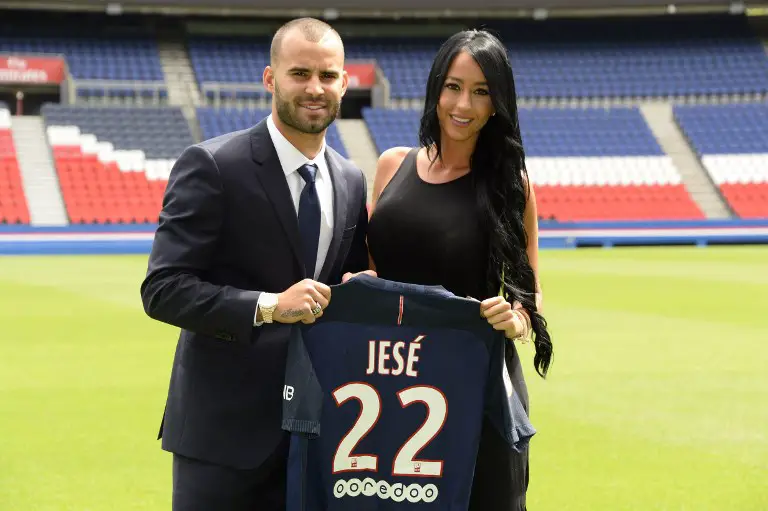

[199,82,270,108]
[67,79,169,105]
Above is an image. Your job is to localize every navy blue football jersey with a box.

[282,275,534,510]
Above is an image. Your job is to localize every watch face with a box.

[262,294,278,308]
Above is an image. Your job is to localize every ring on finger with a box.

[311,302,322,316]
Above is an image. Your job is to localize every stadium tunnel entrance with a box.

[339,88,372,119]
[0,87,61,116]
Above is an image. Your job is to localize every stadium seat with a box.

[674,103,768,219]
[188,37,273,101]
[187,15,768,101]
[484,15,768,100]
[196,107,349,158]
[362,106,704,221]
[0,102,31,224]
[41,104,194,224]
[0,25,167,101]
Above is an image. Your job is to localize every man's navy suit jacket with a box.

[140,119,370,470]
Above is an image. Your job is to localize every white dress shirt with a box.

[254,115,335,325]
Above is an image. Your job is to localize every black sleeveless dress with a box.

[367,148,531,511]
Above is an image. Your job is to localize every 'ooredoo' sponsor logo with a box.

[333,478,438,503]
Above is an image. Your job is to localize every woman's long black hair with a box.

[418,29,553,378]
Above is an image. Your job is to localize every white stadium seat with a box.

[526,156,683,186]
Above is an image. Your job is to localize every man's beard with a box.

[274,82,340,135]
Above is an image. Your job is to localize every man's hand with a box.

[341,270,378,283]
[275,279,331,324]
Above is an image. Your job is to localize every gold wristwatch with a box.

[259,293,279,324]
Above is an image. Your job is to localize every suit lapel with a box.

[249,121,304,274]
[318,149,348,282]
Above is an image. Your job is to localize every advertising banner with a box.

[345,62,376,89]
[0,55,66,85]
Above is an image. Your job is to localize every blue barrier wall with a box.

[0,219,767,255]
[537,219,768,249]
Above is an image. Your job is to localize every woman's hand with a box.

[479,296,529,341]
[341,270,378,283]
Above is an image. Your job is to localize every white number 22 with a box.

[332,382,448,477]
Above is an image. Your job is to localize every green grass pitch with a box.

[1,247,766,510]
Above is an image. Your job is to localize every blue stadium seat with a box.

[362,106,663,157]
[673,103,768,156]
[196,107,349,158]
[41,104,193,159]
[360,108,420,153]
[188,37,272,99]
[0,30,166,100]
[0,36,164,81]
[187,15,768,100]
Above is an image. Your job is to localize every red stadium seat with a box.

[49,144,166,224]
[0,129,31,224]
[720,183,768,219]
[534,184,704,222]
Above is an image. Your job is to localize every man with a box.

[140,18,372,510]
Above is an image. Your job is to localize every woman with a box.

[365,29,554,509]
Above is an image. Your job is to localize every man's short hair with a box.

[270,17,343,65]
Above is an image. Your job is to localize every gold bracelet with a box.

[510,310,528,343]
[515,309,533,343]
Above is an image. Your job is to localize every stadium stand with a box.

[188,37,272,101]
[674,103,768,219]
[362,106,704,221]
[360,108,419,152]
[0,21,167,102]
[40,104,194,224]
[196,107,349,157]
[187,15,768,102]
[344,37,442,101]
[0,12,761,225]
[0,101,30,224]
[484,15,768,100]
[346,16,768,101]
